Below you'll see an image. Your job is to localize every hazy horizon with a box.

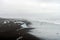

[0,0,60,20]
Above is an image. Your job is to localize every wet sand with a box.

[22,33,44,40]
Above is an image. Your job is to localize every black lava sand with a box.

[0,33,44,40]
[0,28,44,40]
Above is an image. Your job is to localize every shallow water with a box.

[28,21,60,40]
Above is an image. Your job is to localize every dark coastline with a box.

[0,28,44,40]
[0,33,44,40]
[0,18,44,40]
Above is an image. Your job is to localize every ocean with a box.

[27,20,60,40]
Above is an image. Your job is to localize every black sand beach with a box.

[0,33,44,40]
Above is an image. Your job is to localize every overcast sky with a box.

[0,0,60,20]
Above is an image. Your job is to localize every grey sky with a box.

[0,0,60,19]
